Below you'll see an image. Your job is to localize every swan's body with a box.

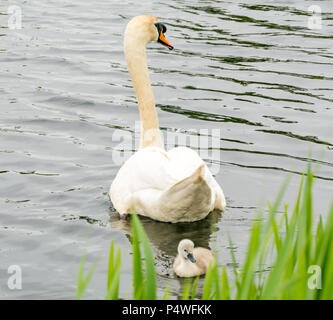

[173,239,215,277]
[109,15,226,223]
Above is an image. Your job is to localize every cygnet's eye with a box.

[184,249,187,252]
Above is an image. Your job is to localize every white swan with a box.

[173,239,215,277]
[109,15,226,223]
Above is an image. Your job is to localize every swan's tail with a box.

[159,164,212,222]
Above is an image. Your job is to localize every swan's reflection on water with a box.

[109,209,222,297]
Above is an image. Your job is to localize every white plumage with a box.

[109,15,226,222]
[110,146,226,222]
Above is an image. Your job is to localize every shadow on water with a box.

[158,104,263,126]
[109,209,222,257]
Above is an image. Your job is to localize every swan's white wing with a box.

[166,146,205,181]
[110,147,176,214]
[168,146,226,211]
[114,147,176,191]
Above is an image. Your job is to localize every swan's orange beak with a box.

[158,31,174,50]
[155,22,174,50]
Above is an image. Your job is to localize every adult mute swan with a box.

[109,15,226,223]
[173,239,215,277]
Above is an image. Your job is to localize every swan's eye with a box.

[154,22,174,50]
[154,23,167,35]
[184,249,187,252]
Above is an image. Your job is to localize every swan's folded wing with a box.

[159,164,213,222]
[124,147,178,191]
[168,146,226,211]
[110,147,178,214]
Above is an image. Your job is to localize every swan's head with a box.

[178,239,196,263]
[125,15,174,50]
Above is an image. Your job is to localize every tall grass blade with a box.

[131,213,157,300]
[76,252,99,300]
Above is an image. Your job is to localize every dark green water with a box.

[0,0,332,298]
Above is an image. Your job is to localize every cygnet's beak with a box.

[187,253,196,263]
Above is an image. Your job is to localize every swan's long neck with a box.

[124,35,163,149]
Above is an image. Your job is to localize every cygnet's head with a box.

[124,15,174,50]
[178,239,196,263]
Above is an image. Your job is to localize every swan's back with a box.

[110,146,225,222]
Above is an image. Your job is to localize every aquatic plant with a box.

[76,164,333,300]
